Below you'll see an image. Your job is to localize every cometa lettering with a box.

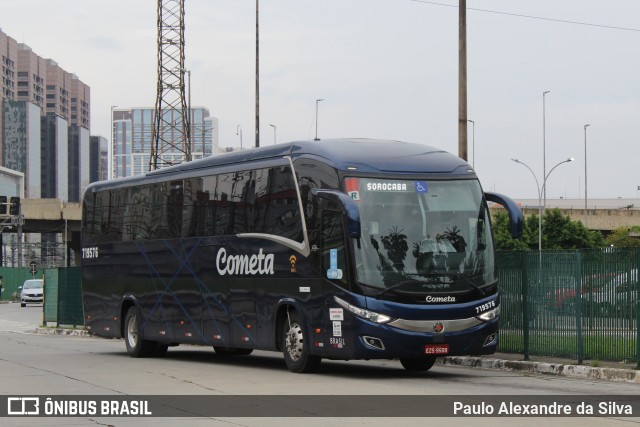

[366,182,407,191]
[425,295,456,303]
[216,248,275,276]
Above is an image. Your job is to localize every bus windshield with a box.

[349,177,495,296]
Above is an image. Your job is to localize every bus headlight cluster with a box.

[476,306,500,322]
[334,296,394,324]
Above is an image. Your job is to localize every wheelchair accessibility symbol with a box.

[415,181,428,193]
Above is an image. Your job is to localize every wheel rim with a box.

[285,321,304,362]
[127,313,138,349]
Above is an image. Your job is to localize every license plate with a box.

[424,344,449,355]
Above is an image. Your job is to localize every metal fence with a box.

[498,247,640,367]
[43,267,83,327]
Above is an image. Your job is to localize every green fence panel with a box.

[43,269,59,324]
[497,247,639,366]
[57,267,83,326]
[496,251,524,353]
[579,247,637,364]
[0,267,38,301]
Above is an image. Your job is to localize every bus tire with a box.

[400,356,436,372]
[282,310,321,373]
[213,347,253,356]
[124,306,154,358]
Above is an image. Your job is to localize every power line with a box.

[409,0,640,32]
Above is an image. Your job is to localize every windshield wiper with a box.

[454,275,494,296]
[376,278,429,298]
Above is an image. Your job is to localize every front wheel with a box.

[400,356,437,372]
[282,310,321,373]
[124,306,155,357]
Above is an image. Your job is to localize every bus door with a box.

[320,209,352,357]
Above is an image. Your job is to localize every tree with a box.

[542,209,604,249]
[492,208,603,250]
[604,226,640,247]
[492,211,530,250]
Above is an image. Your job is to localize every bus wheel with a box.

[124,307,154,358]
[213,347,253,356]
[400,357,436,372]
[282,310,321,373]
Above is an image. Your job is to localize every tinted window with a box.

[254,166,302,242]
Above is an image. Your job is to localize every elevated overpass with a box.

[504,198,640,232]
[1,199,82,266]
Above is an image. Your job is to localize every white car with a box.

[20,279,44,307]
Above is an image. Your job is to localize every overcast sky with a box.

[2,0,639,200]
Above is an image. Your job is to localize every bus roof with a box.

[88,138,473,192]
[153,138,471,175]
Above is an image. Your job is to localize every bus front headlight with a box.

[334,296,394,324]
[476,306,500,322]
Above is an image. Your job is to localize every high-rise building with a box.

[0,27,91,202]
[40,114,68,201]
[68,124,90,202]
[90,135,108,183]
[112,107,219,178]
[16,43,46,108]
[2,100,41,198]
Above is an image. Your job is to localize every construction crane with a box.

[149,0,191,171]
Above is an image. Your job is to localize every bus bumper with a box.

[321,317,499,360]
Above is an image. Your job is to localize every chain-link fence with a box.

[498,247,639,367]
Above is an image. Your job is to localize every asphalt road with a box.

[0,302,638,427]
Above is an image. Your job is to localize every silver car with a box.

[20,279,44,307]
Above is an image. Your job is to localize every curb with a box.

[35,327,91,337]
[439,356,640,384]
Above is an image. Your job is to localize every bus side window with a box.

[254,166,303,242]
[167,181,184,238]
[321,210,349,289]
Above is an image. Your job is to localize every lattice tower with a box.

[149,0,191,171]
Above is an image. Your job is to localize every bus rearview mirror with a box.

[311,189,361,239]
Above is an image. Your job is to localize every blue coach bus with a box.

[81,138,522,373]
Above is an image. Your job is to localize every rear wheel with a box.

[124,306,155,357]
[400,356,437,372]
[282,310,321,373]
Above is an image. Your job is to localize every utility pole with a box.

[458,0,468,161]
[255,0,260,148]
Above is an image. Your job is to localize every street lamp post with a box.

[467,119,475,168]
[314,98,324,141]
[543,90,550,209]
[236,124,243,150]
[584,124,590,225]
[512,157,574,251]
[269,124,276,145]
